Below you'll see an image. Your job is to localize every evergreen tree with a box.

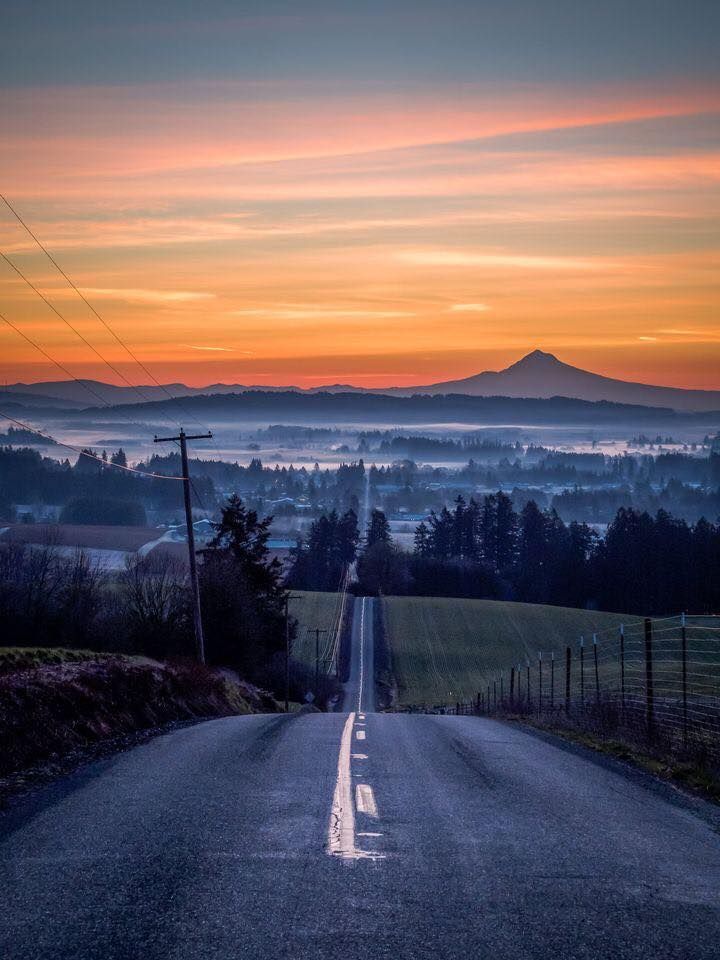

[366,509,391,547]
[287,509,359,590]
[515,500,549,602]
[414,521,431,557]
[199,495,291,675]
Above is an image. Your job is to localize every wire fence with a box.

[406,615,720,766]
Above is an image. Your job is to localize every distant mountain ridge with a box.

[3,350,719,412]
[382,350,720,412]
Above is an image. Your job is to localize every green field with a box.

[382,596,640,707]
[287,591,346,669]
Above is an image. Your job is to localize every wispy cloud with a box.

[449,303,491,312]
[229,308,415,319]
[398,251,605,270]
[80,287,214,303]
[181,343,238,352]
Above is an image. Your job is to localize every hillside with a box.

[381,596,637,707]
[0,651,275,783]
[78,390,719,427]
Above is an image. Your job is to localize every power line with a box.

[0,248,159,408]
[0,306,184,467]
[0,309,115,409]
[0,410,184,480]
[0,193,217,437]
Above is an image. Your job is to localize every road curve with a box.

[1,603,719,958]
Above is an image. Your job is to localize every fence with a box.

[407,614,720,764]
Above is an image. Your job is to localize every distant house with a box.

[268,497,296,510]
[169,518,215,542]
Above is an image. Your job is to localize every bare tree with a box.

[120,553,190,657]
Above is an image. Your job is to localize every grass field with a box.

[382,597,639,707]
[287,591,345,669]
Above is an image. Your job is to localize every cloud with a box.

[638,336,658,341]
[80,287,214,303]
[229,308,415,319]
[449,303,491,312]
[181,343,238,352]
[398,251,604,270]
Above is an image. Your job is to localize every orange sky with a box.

[1,64,719,391]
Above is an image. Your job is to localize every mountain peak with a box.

[508,349,561,370]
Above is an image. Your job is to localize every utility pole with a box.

[154,428,213,664]
[307,628,328,701]
[284,594,302,713]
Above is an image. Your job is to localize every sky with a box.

[1,0,719,389]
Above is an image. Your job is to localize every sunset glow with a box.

[1,3,719,390]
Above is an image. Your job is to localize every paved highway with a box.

[1,598,719,959]
[342,596,375,713]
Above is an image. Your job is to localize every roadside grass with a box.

[516,718,720,804]
[382,596,637,707]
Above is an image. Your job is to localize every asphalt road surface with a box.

[342,596,375,713]
[1,598,719,959]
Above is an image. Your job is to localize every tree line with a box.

[290,493,719,615]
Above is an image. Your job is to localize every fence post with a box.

[580,636,585,706]
[538,652,543,716]
[476,691,481,715]
[517,664,522,706]
[681,612,688,745]
[493,679,497,711]
[500,675,504,706]
[526,660,531,709]
[550,651,555,709]
[565,646,571,714]
[620,624,625,717]
[593,633,600,704]
[510,666,515,707]
[644,618,654,740]
[487,682,491,712]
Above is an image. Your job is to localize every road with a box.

[1,600,720,959]
[342,596,375,713]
